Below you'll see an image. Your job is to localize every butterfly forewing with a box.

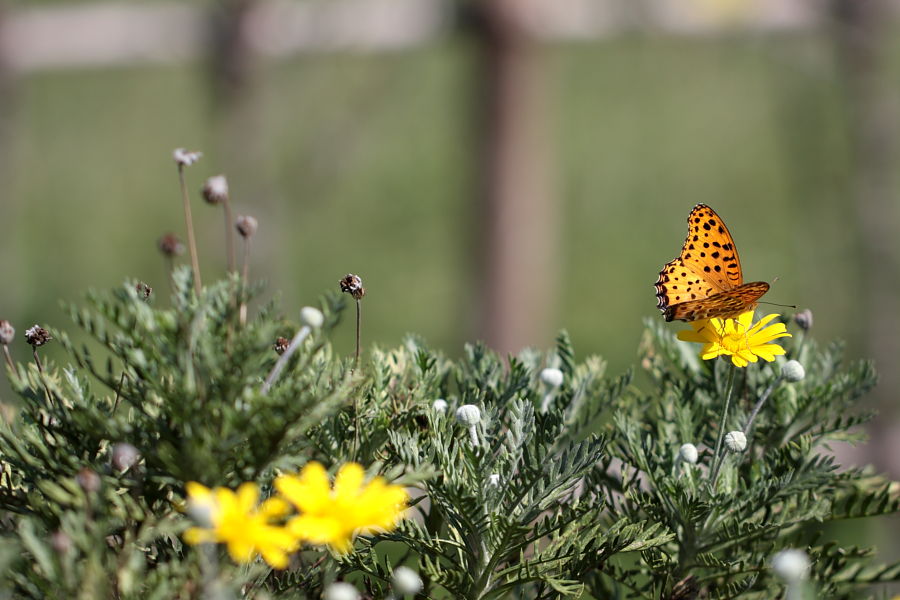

[655,204,769,322]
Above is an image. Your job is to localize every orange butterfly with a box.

[655,204,769,322]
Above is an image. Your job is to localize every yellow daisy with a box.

[183,482,297,569]
[275,462,409,554]
[677,311,791,368]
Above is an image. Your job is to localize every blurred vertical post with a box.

[830,0,900,473]
[465,0,558,355]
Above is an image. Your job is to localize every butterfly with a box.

[655,204,769,322]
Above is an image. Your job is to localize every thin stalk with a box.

[222,197,236,272]
[742,375,783,437]
[239,239,250,326]
[355,298,361,364]
[32,349,54,406]
[2,345,13,373]
[113,371,126,413]
[178,165,202,294]
[709,366,737,486]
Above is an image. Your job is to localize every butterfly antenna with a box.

[758,301,798,310]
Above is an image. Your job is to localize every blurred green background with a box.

[1,0,899,461]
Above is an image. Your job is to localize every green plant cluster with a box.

[0,268,898,599]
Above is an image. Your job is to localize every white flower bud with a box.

[488,473,500,486]
[781,360,805,383]
[201,175,228,205]
[455,404,481,427]
[323,582,360,600]
[300,307,324,329]
[678,443,698,464]
[111,443,140,472]
[0,320,14,346]
[724,431,747,453]
[771,549,810,583]
[432,399,448,412]
[539,368,564,388]
[392,566,423,595]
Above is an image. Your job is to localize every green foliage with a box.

[0,273,897,599]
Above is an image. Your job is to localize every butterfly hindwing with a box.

[656,204,769,321]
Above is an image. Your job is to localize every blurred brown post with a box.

[467,0,558,355]
[831,0,900,474]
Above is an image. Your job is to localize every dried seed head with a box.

[793,309,813,331]
[678,443,699,464]
[201,175,228,205]
[724,431,747,453]
[111,443,141,472]
[135,282,152,301]
[76,467,101,494]
[25,325,51,347]
[172,147,202,167]
[158,233,185,257]
[339,273,366,300]
[274,337,290,355]
[235,215,258,239]
[539,367,564,388]
[392,566,424,595]
[0,320,14,345]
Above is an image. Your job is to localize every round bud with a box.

[300,306,324,329]
[50,530,72,555]
[793,309,813,332]
[488,473,500,486]
[0,320,14,345]
[724,431,747,453]
[771,548,810,583]
[76,468,101,494]
[235,215,258,239]
[432,399,448,412]
[323,582,360,600]
[157,233,185,257]
[111,443,140,472]
[455,404,482,427]
[678,443,699,464]
[201,175,228,205]
[539,368,564,388]
[392,566,423,595]
[781,360,805,383]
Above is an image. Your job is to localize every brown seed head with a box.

[339,274,366,300]
[25,325,51,347]
[274,337,290,355]
[235,215,258,239]
[136,282,152,300]
[76,467,101,494]
[793,309,813,331]
[201,175,229,205]
[158,233,185,257]
[0,320,14,345]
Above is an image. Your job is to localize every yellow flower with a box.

[183,482,297,569]
[677,311,791,368]
[275,462,409,554]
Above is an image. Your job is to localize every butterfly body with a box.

[655,204,769,322]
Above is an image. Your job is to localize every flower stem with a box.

[239,238,250,326]
[222,197,236,273]
[742,375,783,437]
[710,366,736,486]
[2,345,13,373]
[177,165,202,294]
[355,298,361,365]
